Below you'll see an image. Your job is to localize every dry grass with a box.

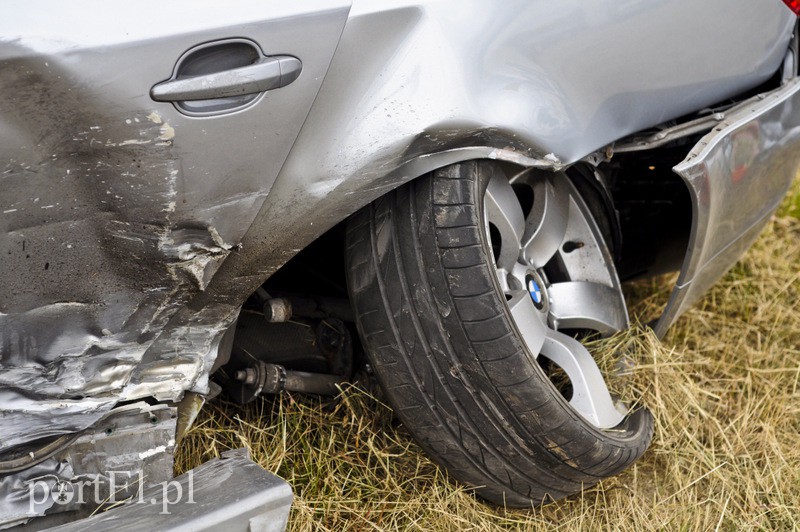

[176,178,800,531]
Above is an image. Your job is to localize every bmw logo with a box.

[527,277,544,309]
[524,271,548,311]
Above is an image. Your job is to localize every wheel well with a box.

[597,142,695,281]
[261,220,349,300]
[219,155,692,400]
[258,150,694,301]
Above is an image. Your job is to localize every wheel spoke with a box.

[485,172,524,272]
[506,290,547,357]
[541,330,626,429]
[489,169,632,431]
[521,177,569,268]
[548,281,629,336]
[493,268,511,293]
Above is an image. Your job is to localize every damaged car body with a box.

[2,0,799,526]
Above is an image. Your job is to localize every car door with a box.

[0,0,350,450]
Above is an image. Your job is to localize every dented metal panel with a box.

[0,0,351,450]
[0,402,176,528]
[0,0,795,522]
[656,78,800,336]
[43,449,293,532]
[190,0,794,332]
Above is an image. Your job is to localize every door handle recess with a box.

[151,56,301,102]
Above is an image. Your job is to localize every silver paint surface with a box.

[0,0,794,464]
[0,402,176,528]
[656,78,800,336]
[44,448,293,532]
[1,0,350,449]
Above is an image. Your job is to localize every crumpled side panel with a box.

[0,56,232,451]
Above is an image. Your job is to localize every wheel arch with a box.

[197,140,560,309]
[138,0,794,416]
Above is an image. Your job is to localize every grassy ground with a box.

[176,178,800,531]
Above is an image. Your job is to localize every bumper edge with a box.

[656,78,800,337]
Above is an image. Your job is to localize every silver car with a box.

[2,0,799,527]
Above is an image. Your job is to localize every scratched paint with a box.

[0,55,239,452]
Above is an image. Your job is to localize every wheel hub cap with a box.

[526,272,547,311]
[483,168,630,429]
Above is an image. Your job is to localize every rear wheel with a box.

[345,160,652,506]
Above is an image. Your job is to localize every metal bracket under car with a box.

[0,402,292,532]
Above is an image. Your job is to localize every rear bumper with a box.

[655,78,800,336]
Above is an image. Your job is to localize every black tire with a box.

[345,160,652,506]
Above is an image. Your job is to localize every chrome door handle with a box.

[151,56,301,102]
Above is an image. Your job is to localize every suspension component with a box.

[229,361,346,403]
